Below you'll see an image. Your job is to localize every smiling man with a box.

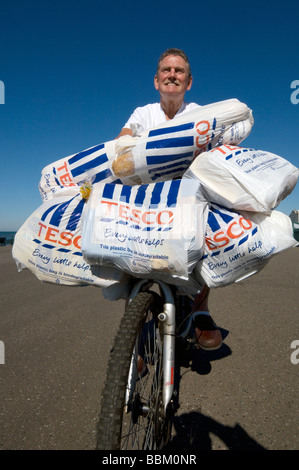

[117,48,199,137]
[116,48,222,351]
[154,50,194,120]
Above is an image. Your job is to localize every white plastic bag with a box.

[12,188,129,288]
[194,204,298,288]
[185,144,299,213]
[39,99,253,202]
[112,98,253,183]
[81,179,208,283]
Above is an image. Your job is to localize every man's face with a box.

[154,54,192,99]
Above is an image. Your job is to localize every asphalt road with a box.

[0,245,298,450]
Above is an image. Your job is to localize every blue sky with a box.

[0,0,298,231]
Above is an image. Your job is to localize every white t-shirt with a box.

[123,102,200,135]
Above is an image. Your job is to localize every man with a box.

[117,48,222,351]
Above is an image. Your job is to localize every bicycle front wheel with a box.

[96,291,172,450]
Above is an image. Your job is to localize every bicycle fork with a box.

[156,283,176,415]
[128,280,176,416]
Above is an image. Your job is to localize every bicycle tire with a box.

[96,291,172,450]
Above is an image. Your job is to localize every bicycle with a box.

[96,277,199,450]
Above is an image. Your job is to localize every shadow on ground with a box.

[166,328,267,451]
[166,411,266,451]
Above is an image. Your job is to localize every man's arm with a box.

[116,127,133,139]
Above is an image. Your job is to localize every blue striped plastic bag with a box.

[39,99,253,202]
[12,187,130,290]
[194,204,298,288]
[81,178,208,283]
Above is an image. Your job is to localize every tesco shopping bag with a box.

[194,204,298,288]
[12,188,129,289]
[185,144,299,213]
[81,179,208,283]
[39,99,253,202]
[112,98,253,183]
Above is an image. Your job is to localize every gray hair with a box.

[156,48,191,78]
